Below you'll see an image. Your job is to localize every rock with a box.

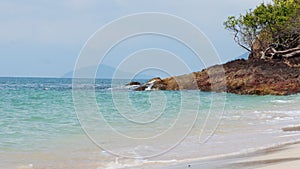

[135,85,148,91]
[146,77,163,83]
[126,81,141,86]
[152,81,167,90]
[145,77,167,90]
[134,56,300,95]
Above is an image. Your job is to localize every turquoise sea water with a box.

[0,77,300,169]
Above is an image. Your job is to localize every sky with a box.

[0,0,272,77]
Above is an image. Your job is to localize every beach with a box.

[236,141,300,169]
[1,0,299,168]
[154,139,300,169]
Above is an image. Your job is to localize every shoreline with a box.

[152,138,300,169]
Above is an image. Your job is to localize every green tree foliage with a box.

[224,0,300,52]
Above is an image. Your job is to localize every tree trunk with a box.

[282,49,300,58]
[262,46,300,59]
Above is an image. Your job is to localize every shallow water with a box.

[0,77,299,169]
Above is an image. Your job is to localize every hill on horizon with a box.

[62,64,157,79]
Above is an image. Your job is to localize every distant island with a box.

[130,0,300,95]
[62,64,155,79]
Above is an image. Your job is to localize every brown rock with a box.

[146,77,163,83]
[126,81,141,86]
[135,85,147,91]
[136,56,300,95]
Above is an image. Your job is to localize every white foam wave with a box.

[108,85,141,91]
[145,82,154,91]
[100,157,145,169]
[271,100,293,103]
[253,110,300,116]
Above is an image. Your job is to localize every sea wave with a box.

[271,100,294,103]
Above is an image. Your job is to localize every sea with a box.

[0,77,300,169]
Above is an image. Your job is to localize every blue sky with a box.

[0,0,271,77]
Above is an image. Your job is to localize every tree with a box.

[224,0,300,60]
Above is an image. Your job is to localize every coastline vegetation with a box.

[224,0,300,61]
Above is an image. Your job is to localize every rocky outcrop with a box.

[132,57,300,95]
[126,81,141,86]
[134,77,167,91]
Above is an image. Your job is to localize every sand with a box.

[154,141,300,169]
[236,142,300,169]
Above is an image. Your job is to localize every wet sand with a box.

[230,141,300,169]
[155,140,300,169]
